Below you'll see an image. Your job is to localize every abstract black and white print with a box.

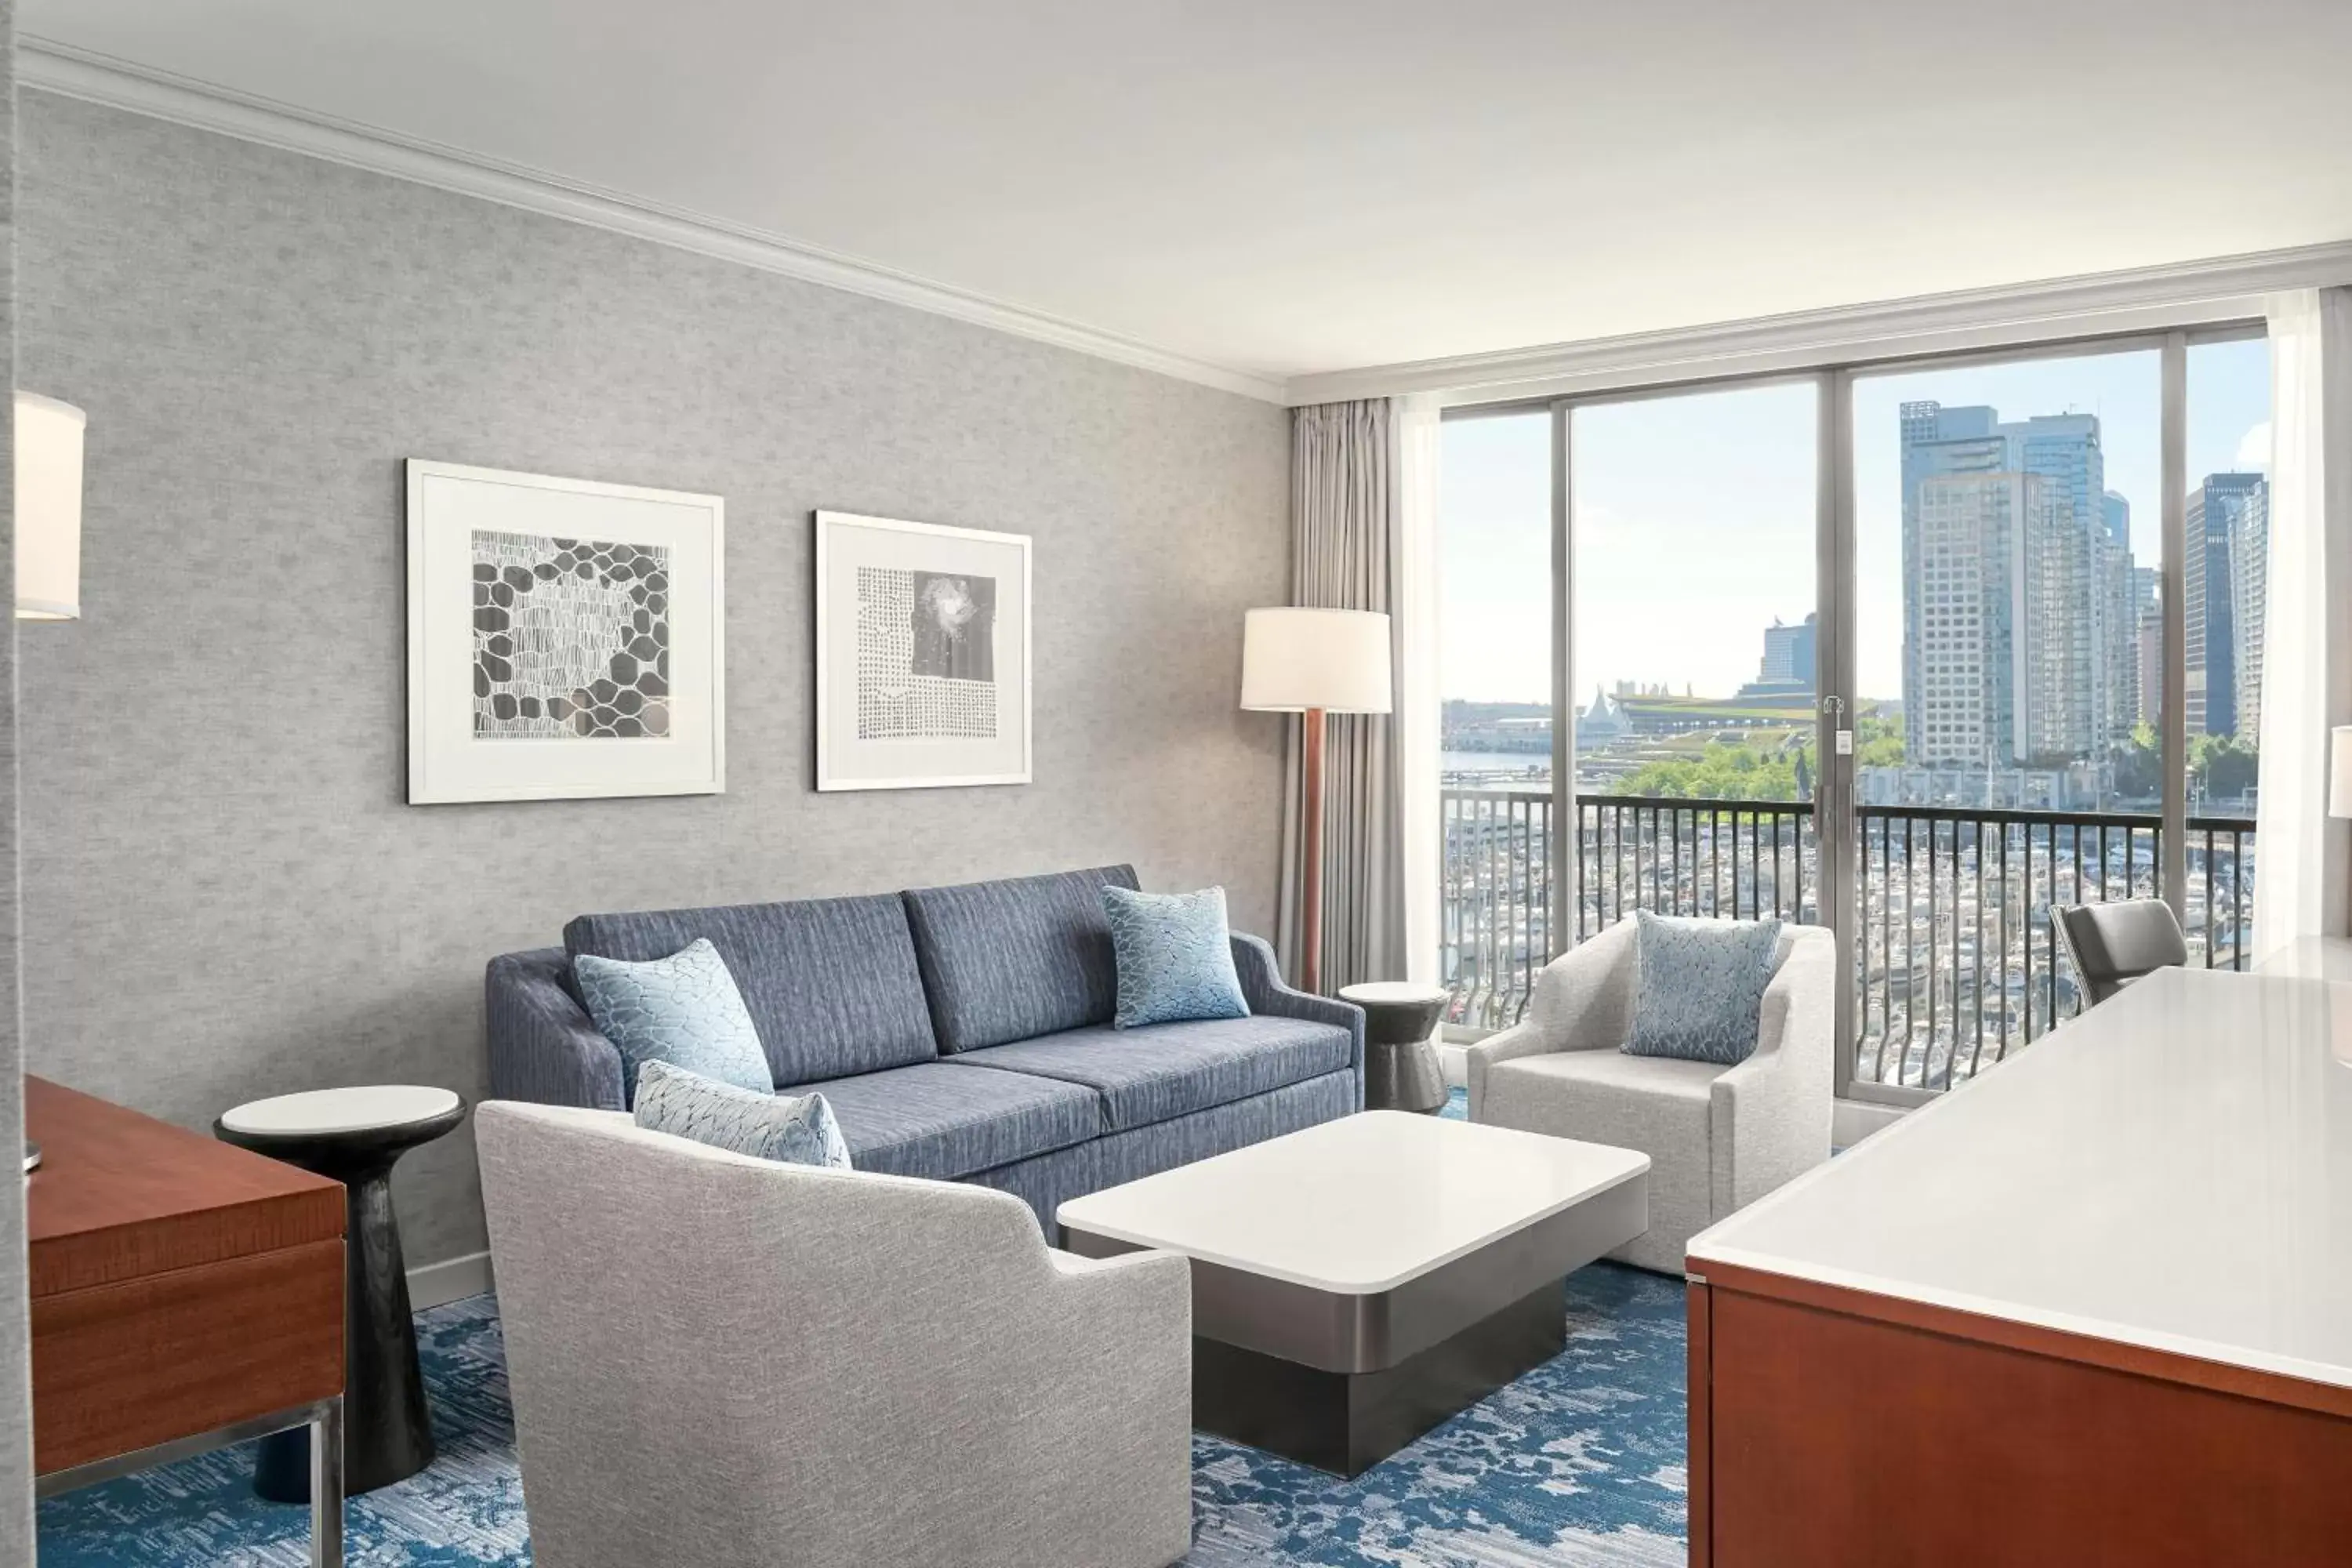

[472,529,672,739]
[855,566,998,739]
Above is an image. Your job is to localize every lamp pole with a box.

[1301,706,1326,995]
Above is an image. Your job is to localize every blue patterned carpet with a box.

[38,1092,1690,1566]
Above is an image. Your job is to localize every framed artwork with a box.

[815,510,1032,790]
[406,459,725,803]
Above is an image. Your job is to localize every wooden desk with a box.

[1685,968,2352,1566]
[27,1076,348,1565]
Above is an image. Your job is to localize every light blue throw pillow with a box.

[1623,910,1783,1066]
[1102,884,1250,1029]
[632,1060,852,1169]
[572,937,772,1097]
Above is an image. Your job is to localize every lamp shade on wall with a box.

[16,391,85,621]
[1239,607,1392,713]
[2330,727,2352,818]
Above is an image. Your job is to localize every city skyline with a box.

[1439,339,2271,705]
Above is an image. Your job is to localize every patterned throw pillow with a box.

[1102,885,1251,1029]
[632,1060,852,1169]
[572,937,772,1097]
[1622,910,1783,1066]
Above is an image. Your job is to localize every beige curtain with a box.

[2252,288,2352,953]
[1277,399,1410,992]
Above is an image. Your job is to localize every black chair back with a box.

[2051,898,2189,1008]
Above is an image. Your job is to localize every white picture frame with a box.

[815,510,1033,791]
[406,459,725,804]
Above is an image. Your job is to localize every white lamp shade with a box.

[16,391,85,621]
[1240,607,1392,713]
[2331,727,2352,818]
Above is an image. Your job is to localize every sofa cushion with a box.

[572,937,772,1097]
[1102,884,1250,1029]
[945,1015,1352,1131]
[902,866,1140,1053]
[804,1061,1102,1181]
[566,894,937,1087]
[633,1060,852,1170]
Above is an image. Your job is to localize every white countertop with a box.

[1058,1110,1649,1294]
[1689,964,2352,1389]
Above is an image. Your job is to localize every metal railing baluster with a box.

[1436,788,2249,1064]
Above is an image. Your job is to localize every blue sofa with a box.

[485,865,1364,1229]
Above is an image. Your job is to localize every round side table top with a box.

[220,1085,463,1140]
[1338,982,1451,1007]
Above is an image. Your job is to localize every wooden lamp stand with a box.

[1240,608,1392,997]
[1300,706,1327,996]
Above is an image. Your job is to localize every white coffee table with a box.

[1058,1110,1648,1475]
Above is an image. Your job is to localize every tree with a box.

[2190,734,2258,803]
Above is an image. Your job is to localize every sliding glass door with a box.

[1432,324,2270,1100]
[1846,347,2162,1091]
[1567,383,1820,938]
[1436,409,1552,1030]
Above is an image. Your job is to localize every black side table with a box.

[216,1085,466,1500]
[1338,982,1451,1114]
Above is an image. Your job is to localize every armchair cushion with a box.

[1482,1047,1722,1273]
[633,1060,852,1169]
[1624,911,1782,1066]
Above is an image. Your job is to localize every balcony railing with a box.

[1442,790,1814,1033]
[1854,806,2252,1090]
[1439,787,2256,1093]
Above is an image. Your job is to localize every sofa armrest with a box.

[487,949,626,1110]
[1230,931,1366,1105]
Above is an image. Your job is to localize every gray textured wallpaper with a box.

[0,9,28,1556]
[16,93,1292,1273]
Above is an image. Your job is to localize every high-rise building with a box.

[1900,402,2002,760]
[2131,565,2161,727]
[1739,612,1817,699]
[2001,415,2131,748]
[1913,471,2012,764]
[2229,480,2269,743]
[2183,472,2267,737]
[1911,471,2089,764]
[1900,403,2129,764]
[2100,492,2136,740]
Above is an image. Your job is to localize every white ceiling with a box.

[27,2,2352,390]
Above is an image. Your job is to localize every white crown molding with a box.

[20,38,1291,405]
[30,37,2352,416]
[1286,241,2352,408]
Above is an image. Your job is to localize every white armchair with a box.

[476,1102,1194,1568]
[1466,916,1835,1273]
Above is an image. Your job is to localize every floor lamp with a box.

[18,391,86,1174]
[1240,607,1392,995]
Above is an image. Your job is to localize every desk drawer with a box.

[33,1238,344,1474]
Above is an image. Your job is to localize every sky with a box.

[1439,336,2273,706]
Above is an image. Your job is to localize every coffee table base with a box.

[1194,1280,1566,1477]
